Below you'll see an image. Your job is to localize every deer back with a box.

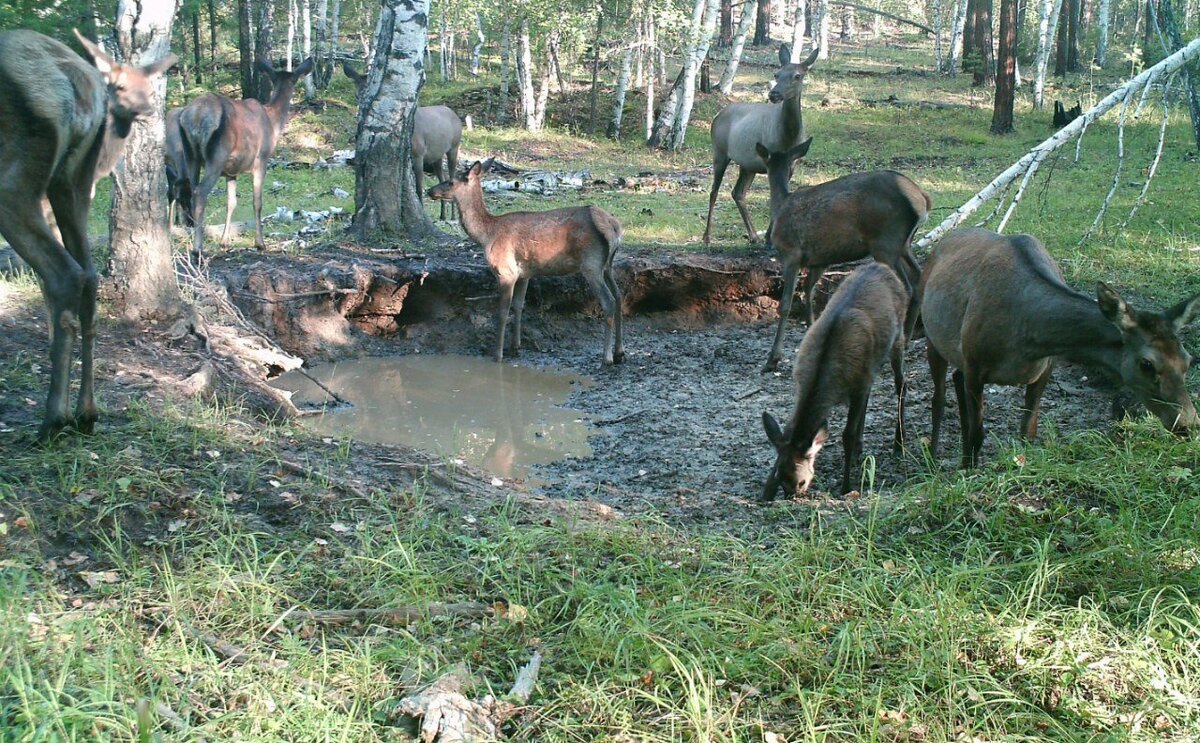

[412,105,463,164]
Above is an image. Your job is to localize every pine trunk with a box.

[351,0,435,240]
[992,0,1017,132]
[754,0,772,44]
[108,0,182,322]
[191,8,203,83]
[720,0,734,46]
[238,0,254,97]
[971,0,995,85]
[720,0,758,93]
[254,0,276,101]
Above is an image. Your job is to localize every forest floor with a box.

[3,34,1200,742]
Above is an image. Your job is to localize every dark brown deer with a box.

[703,43,819,245]
[428,161,625,365]
[0,29,175,441]
[920,228,1200,468]
[343,62,463,221]
[756,140,929,373]
[164,107,193,227]
[762,262,909,498]
[178,56,313,258]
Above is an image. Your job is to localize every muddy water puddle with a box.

[272,355,594,479]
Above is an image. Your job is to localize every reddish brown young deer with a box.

[164,107,193,227]
[343,62,463,221]
[920,228,1200,468]
[762,262,909,498]
[0,29,175,441]
[178,56,313,258]
[703,42,819,245]
[428,161,625,365]
[756,139,929,373]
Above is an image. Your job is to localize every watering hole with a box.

[272,355,596,480]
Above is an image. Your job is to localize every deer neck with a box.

[765,161,792,223]
[94,110,136,183]
[1027,288,1124,376]
[455,183,498,246]
[265,80,299,136]
[778,87,805,147]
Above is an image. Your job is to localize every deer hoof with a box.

[611,350,626,365]
[761,357,781,374]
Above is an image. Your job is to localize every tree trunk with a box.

[315,0,330,87]
[667,0,719,151]
[287,0,297,69]
[516,18,537,131]
[254,0,276,101]
[533,29,557,131]
[498,19,512,122]
[934,0,944,70]
[208,0,218,72]
[438,2,449,82]
[330,0,342,75]
[1159,0,1200,148]
[471,12,485,75]
[790,0,807,59]
[817,0,830,57]
[609,41,635,138]
[1034,0,1063,104]
[947,0,969,72]
[754,0,772,44]
[588,12,605,135]
[238,0,254,97]
[1067,0,1081,70]
[1094,0,1110,65]
[191,7,203,84]
[352,0,435,240]
[720,0,759,92]
[971,0,995,85]
[720,0,734,46]
[645,13,656,140]
[109,0,181,322]
[962,0,977,66]
[992,0,1017,132]
[647,67,685,147]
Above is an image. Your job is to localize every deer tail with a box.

[590,207,623,258]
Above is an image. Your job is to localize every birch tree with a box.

[1094,0,1110,66]
[946,0,969,73]
[719,0,758,93]
[817,0,831,59]
[609,39,635,138]
[1033,0,1063,107]
[789,0,807,60]
[515,17,537,130]
[666,0,719,151]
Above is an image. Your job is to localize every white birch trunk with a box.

[646,14,656,140]
[934,0,944,71]
[1034,0,1064,108]
[302,0,314,98]
[789,0,807,61]
[947,0,969,73]
[516,18,537,131]
[1095,0,1111,66]
[471,12,484,75]
[817,0,831,58]
[499,20,512,119]
[315,0,328,88]
[720,0,758,93]
[287,0,296,69]
[634,20,644,88]
[917,37,1200,249]
[330,0,341,65]
[609,42,635,138]
[439,5,448,82]
[668,0,720,151]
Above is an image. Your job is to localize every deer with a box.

[755,139,930,373]
[427,161,625,366]
[164,107,193,228]
[762,262,909,498]
[0,29,175,441]
[703,42,819,246]
[920,228,1200,468]
[343,62,463,221]
[177,56,313,259]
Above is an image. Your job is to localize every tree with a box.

[719,0,758,93]
[991,0,1017,133]
[254,0,275,100]
[351,0,436,240]
[108,0,181,321]
[967,0,994,85]
[1033,0,1063,107]
[666,0,719,151]
[753,0,771,45]
[238,0,254,97]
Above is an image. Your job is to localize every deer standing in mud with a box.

[762,262,909,498]
[756,139,929,373]
[343,62,463,221]
[177,57,313,258]
[428,161,625,366]
[920,228,1200,468]
[0,30,175,441]
[703,43,819,245]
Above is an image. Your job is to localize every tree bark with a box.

[330,0,342,73]
[1094,0,1110,65]
[647,67,685,147]
[720,0,734,46]
[351,0,435,240]
[254,0,276,101]
[946,0,969,72]
[314,0,330,87]
[790,0,807,59]
[666,0,719,151]
[498,19,512,122]
[720,0,758,92]
[301,0,314,98]
[516,18,537,130]
[754,0,772,44]
[992,0,1017,132]
[109,0,182,322]
[609,40,634,138]
[645,13,655,140]
[191,7,202,83]
[238,0,254,97]
[471,12,485,75]
[970,0,995,85]
[817,0,830,58]
[1158,0,1200,148]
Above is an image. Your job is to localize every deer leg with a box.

[703,157,731,245]
[764,262,801,373]
[190,163,222,260]
[1021,365,1055,440]
[49,179,99,434]
[730,169,759,244]
[928,344,949,458]
[509,277,530,355]
[801,265,826,326]
[446,147,459,221]
[582,267,619,366]
[435,159,449,221]
[220,176,238,247]
[494,277,515,362]
[843,390,870,495]
[603,262,625,364]
[960,369,986,468]
[252,162,266,250]
[891,337,907,454]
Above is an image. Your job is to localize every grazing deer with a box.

[178,56,313,258]
[343,62,463,221]
[756,139,929,373]
[164,107,193,227]
[428,161,625,365]
[762,262,909,498]
[920,228,1200,468]
[703,42,819,245]
[0,29,175,441]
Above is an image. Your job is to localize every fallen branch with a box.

[831,1,934,33]
[289,602,494,627]
[733,387,763,401]
[397,652,543,742]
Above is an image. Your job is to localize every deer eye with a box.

[1138,358,1156,375]
[792,72,802,80]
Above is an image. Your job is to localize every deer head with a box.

[428,160,482,201]
[73,30,177,128]
[768,43,820,104]
[762,412,828,499]
[1097,282,1199,433]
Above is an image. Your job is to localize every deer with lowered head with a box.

[920,228,1200,468]
[177,56,313,258]
[762,262,909,498]
[343,62,463,221]
[0,29,175,441]
[755,139,929,373]
[703,42,819,245]
[428,161,625,365]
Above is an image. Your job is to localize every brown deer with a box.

[703,42,819,245]
[920,228,1200,468]
[343,62,463,221]
[762,262,909,498]
[427,161,625,366]
[756,140,929,373]
[0,29,175,441]
[164,107,193,227]
[178,56,313,258]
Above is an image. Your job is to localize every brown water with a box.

[271,355,594,480]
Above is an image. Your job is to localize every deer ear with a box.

[1165,293,1200,332]
[789,137,813,160]
[810,426,829,450]
[800,45,819,69]
[73,29,114,75]
[256,58,276,77]
[1097,282,1139,333]
[469,161,483,178]
[294,57,314,77]
[778,43,791,66]
[141,52,178,78]
[762,412,786,447]
[754,142,770,162]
